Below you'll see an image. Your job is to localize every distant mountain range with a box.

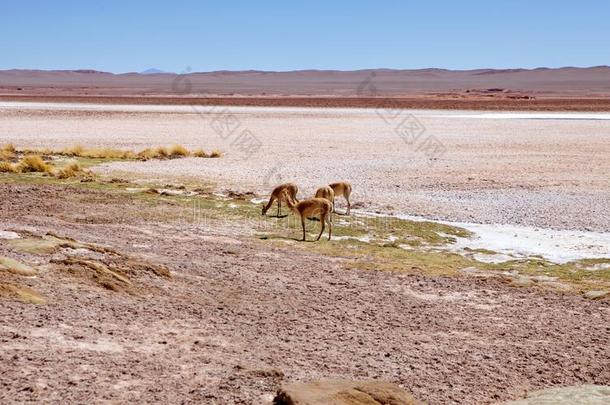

[1,66,610,97]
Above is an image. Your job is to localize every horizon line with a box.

[2,65,610,76]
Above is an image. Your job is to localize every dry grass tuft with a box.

[2,144,219,165]
[62,144,85,157]
[61,145,135,159]
[192,149,209,158]
[137,148,156,160]
[22,147,53,156]
[210,150,223,158]
[169,144,190,157]
[0,144,16,161]
[2,143,16,153]
[155,146,169,159]
[16,155,54,174]
[56,161,83,179]
[0,162,16,173]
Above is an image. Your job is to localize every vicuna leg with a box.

[301,216,306,241]
[277,199,281,216]
[326,214,332,240]
[345,195,351,215]
[316,215,325,241]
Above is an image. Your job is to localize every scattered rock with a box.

[500,384,610,404]
[510,276,533,287]
[226,190,256,199]
[530,275,558,283]
[273,379,420,405]
[585,263,610,271]
[583,290,609,300]
[234,364,284,380]
[0,230,21,240]
[148,188,198,197]
[125,187,147,193]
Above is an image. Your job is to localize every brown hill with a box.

[2,66,610,98]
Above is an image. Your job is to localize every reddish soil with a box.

[1,183,609,404]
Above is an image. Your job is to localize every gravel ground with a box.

[1,184,609,404]
[1,103,609,231]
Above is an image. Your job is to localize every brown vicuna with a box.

[314,185,335,221]
[262,183,299,216]
[329,182,352,214]
[281,190,332,241]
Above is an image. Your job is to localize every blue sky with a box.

[1,0,608,73]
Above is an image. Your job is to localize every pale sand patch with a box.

[1,103,609,231]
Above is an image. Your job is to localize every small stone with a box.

[511,276,533,287]
[584,290,609,300]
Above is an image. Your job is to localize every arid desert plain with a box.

[1,101,609,404]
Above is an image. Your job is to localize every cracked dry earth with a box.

[1,183,609,404]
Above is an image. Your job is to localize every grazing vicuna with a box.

[314,185,335,219]
[329,182,352,214]
[282,190,332,241]
[262,182,299,217]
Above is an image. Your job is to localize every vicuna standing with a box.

[282,190,332,241]
[329,182,352,215]
[314,185,335,220]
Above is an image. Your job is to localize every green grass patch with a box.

[3,164,609,292]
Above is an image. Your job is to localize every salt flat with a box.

[1,102,609,231]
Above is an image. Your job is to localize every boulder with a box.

[500,385,610,404]
[273,379,420,405]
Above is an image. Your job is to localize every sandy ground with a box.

[1,183,609,404]
[1,102,609,232]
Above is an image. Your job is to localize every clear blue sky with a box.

[1,0,608,73]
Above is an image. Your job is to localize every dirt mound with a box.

[274,379,420,405]
[50,258,134,294]
[3,231,170,299]
[0,283,45,304]
[0,256,44,304]
[50,255,170,295]
[0,256,37,276]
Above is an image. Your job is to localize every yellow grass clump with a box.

[169,144,190,157]
[2,144,218,165]
[16,155,53,174]
[137,148,157,160]
[22,147,53,156]
[61,145,136,159]
[62,144,85,157]
[56,162,83,179]
[0,144,16,161]
[155,146,169,159]
[0,161,16,173]
[89,148,135,159]
[192,149,209,158]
